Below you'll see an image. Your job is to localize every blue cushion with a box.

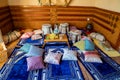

[85,39,95,51]
[19,43,31,53]
[25,45,44,57]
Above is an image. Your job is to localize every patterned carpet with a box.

[42,60,83,80]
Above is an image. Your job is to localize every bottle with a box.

[86,18,93,34]
[54,23,59,34]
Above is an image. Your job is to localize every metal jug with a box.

[69,30,81,43]
[59,23,69,34]
[42,24,52,35]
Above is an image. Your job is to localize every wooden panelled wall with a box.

[93,7,120,50]
[9,6,94,29]
[8,6,120,49]
[0,6,13,35]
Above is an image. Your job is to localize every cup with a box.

[59,34,63,40]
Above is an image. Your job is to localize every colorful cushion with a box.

[95,33,105,41]
[44,52,62,65]
[26,45,44,57]
[20,32,34,39]
[85,39,95,51]
[33,29,43,35]
[89,32,97,38]
[83,51,102,63]
[81,36,91,41]
[19,43,31,53]
[26,56,45,71]
[2,30,21,44]
[89,32,105,41]
[62,50,77,60]
[73,40,85,51]
[31,34,42,40]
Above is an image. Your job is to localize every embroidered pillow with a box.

[26,45,44,57]
[62,50,77,60]
[44,52,62,65]
[26,56,45,71]
[73,40,85,51]
[19,43,31,53]
[83,51,102,63]
[85,39,95,51]
[31,34,42,40]
[21,32,34,39]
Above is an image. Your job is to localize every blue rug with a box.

[17,38,44,46]
[43,46,84,80]
[77,48,120,80]
[42,60,84,80]
[0,48,28,80]
[0,48,43,80]
[0,47,84,80]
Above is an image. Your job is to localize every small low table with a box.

[42,34,70,48]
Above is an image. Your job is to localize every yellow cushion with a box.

[73,40,85,51]
[93,39,120,57]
